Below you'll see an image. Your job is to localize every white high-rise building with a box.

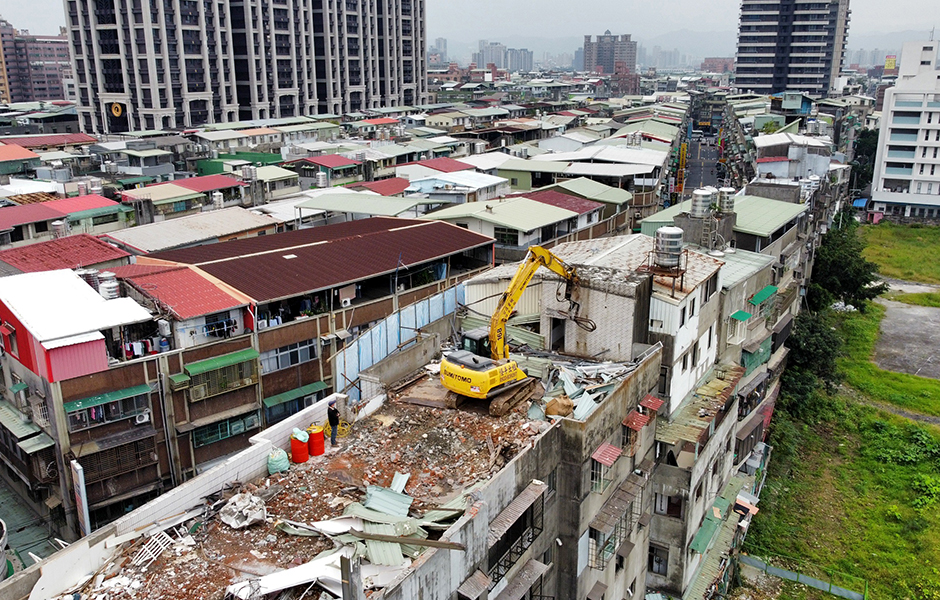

[67,0,427,132]
[869,41,940,220]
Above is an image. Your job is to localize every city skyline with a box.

[5,0,936,40]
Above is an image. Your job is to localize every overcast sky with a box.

[5,0,936,45]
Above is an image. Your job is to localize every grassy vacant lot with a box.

[886,291,940,308]
[745,399,940,599]
[861,223,940,284]
[837,304,940,417]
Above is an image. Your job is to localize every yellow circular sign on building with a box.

[110,103,123,118]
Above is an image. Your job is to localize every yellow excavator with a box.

[440,246,594,399]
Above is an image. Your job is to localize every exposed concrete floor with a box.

[874,297,940,379]
[0,476,60,572]
[880,276,940,295]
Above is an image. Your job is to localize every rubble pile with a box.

[57,399,541,600]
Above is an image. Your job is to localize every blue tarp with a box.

[853,198,868,208]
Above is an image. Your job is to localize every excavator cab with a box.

[460,327,492,358]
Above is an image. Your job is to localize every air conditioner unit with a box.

[190,384,208,401]
[135,412,151,425]
[244,414,259,429]
[341,298,352,307]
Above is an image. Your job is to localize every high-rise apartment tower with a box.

[66,0,427,132]
[734,0,850,96]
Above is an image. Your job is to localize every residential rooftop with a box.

[639,195,809,238]
[0,234,130,274]
[425,196,578,232]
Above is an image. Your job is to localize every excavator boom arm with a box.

[489,246,578,359]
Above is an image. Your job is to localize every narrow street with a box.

[684,138,723,190]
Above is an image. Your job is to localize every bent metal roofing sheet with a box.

[146,218,493,303]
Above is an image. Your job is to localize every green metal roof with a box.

[168,373,191,385]
[263,381,328,408]
[639,195,808,238]
[18,432,54,454]
[10,382,28,394]
[731,310,752,322]
[426,197,577,232]
[539,177,635,206]
[185,348,259,376]
[118,176,155,186]
[690,515,720,554]
[296,193,426,217]
[64,383,152,413]
[749,285,778,306]
[0,399,41,439]
[68,205,133,221]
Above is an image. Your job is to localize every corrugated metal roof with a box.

[147,218,493,304]
[488,480,547,547]
[509,189,604,215]
[123,183,205,204]
[0,203,65,230]
[623,410,650,431]
[0,234,129,273]
[749,285,778,305]
[589,475,642,536]
[493,560,549,600]
[112,264,246,320]
[101,207,278,253]
[363,485,413,517]
[656,366,745,445]
[185,348,259,376]
[591,442,622,467]
[543,177,633,206]
[456,570,490,599]
[640,394,664,412]
[347,177,411,196]
[640,195,808,238]
[295,191,425,216]
[0,133,96,148]
[361,522,407,566]
[63,383,151,412]
[17,431,54,454]
[426,196,577,232]
[0,399,42,439]
[0,144,40,162]
[171,175,246,193]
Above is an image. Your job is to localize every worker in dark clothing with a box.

[327,400,340,447]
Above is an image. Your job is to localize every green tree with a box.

[808,205,887,311]
[778,310,842,419]
[850,128,879,191]
[759,120,780,134]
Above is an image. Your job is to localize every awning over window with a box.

[690,516,721,554]
[18,432,54,454]
[623,410,650,431]
[590,475,642,537]
[168,373,191,386]
[10,382,28,394]
[730,310,752,322]
[749,285,778,306]
[586,580,608,600]
[263,381,328,408]
[487,480,547,547]
[0,324,12,336]
[456,570,490,600]
[64,383,152,413]
[591,442,622,467]
[617,540,636,558]
[493,560,550,600]
[0,400,41,439]
[640,394,664,412]
[185,348,259,376]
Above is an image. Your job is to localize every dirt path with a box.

[840,384,940,426]
[879,276,940,294]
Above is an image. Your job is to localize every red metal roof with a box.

[0,133,96,148]
[111,265,245,320]
[0,234,130,272]
[292,155,361,169]
[170,174,247,193]
[147,217,494,303]
[409,157,474,173]
[347,177,411,196]
[756,157,790,164]
[0,203,66,230]
[623,410,650,431]
[42,194,118,215]
[639,394,664,412]
[360,117,399,125]
[0,144,40,162]
[591,442,622,467]
[510,189,605,215]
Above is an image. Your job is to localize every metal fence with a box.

[739,554,868,600]
[333,284,464,401]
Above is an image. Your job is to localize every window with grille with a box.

[189,359,257,400]
[621,425,637,456]
[260,338,318,373]
[67,393,150,432]
[193,411,261,448]
[649,545,668,575]
[487,493,544,586]
[79,436,156,484]
[588,508,631,570]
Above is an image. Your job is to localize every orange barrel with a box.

[308,426,325,456]
[290,436,309,463]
